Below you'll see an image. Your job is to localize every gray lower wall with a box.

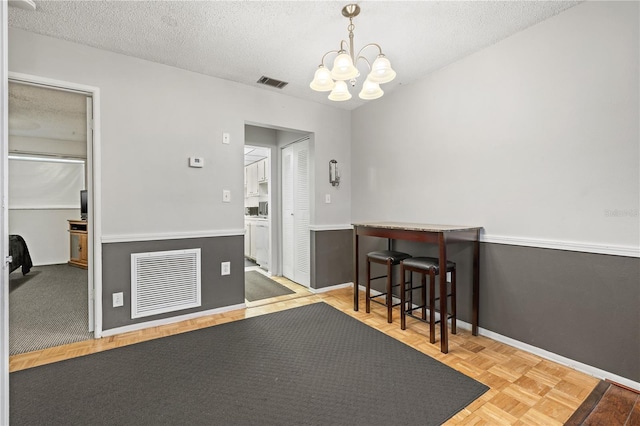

[479,243,639,383]
[101,235,244,331]
[310,229,353,290]
[101,231,639,383]
[356,236,640,383]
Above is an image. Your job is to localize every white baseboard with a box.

[100,303,246,337]
[463,322,640,392]
[358,284,640,391]
[310,282,352,293]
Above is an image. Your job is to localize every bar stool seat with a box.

[366,250,412,323]
[400,257,457,344]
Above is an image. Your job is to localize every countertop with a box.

[352,222,481,232]
[245,215,269,221]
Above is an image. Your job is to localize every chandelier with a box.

[309,4,396,101]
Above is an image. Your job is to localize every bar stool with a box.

[366,250,412,323]
[399,257,456,344]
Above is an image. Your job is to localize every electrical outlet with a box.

[221,261,231,276]
[223,190,231,203]
[112,292,124,307]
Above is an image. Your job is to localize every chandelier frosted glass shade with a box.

[328,80,352,101]
[367,55,396,84]
[330,52,359,81]
[358,79,384,100]
[309,65,336,91]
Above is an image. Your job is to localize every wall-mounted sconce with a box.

[329,159,340,187]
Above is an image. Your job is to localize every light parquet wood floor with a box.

[9,281,600,425]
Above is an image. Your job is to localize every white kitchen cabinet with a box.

[245,218,268,267]
[244,221,251,257]
[245,218,258,259]
[257,158,268,183]
[255,221,269,269]
[246,163,259,197]
[249,221,257,259]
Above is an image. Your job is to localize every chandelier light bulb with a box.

[309,65,336,92]
[328,80,352,101]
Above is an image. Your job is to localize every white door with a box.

[281,138,310,287]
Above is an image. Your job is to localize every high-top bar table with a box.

[352,222,482,354]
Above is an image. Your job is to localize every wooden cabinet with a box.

[68,220,88,269]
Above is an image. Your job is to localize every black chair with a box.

[399,257,456,344]
[366,250,412,323]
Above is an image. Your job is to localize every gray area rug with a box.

[245,270,295,302]
[9,264,92,355]
[10,302,488,425]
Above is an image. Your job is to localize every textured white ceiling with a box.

[9,82,87,142]
[8,0,582,112]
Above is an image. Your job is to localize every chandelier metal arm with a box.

[353,43,385,71]
[319,49,342,67]
[355,43,384,59]
[354,55,371,71]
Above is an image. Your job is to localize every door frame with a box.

[1,2,9,422]
[7,72,103,338]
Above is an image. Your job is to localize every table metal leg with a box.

[438,233,448,354]
[353,230,359,311]
[472,233,480,336]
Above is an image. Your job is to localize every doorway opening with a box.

[7,78,96,354]
[243,124,312,304]
[243,144,270,272]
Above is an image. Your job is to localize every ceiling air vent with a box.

[257,76,288,89]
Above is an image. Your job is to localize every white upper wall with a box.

[8,28,352,236]
[351,1,639,250]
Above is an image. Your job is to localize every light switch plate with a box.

[325,194,331,203]
[222,133,230,144]
[222,190,231,202]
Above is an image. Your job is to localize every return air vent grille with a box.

[257,76,289,89]
[131,249,201,319]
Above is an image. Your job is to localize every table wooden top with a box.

[352,222,482,233]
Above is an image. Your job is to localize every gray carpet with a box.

[245,270,295,302]
[9,264,92,355]
[10,302,488,425]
